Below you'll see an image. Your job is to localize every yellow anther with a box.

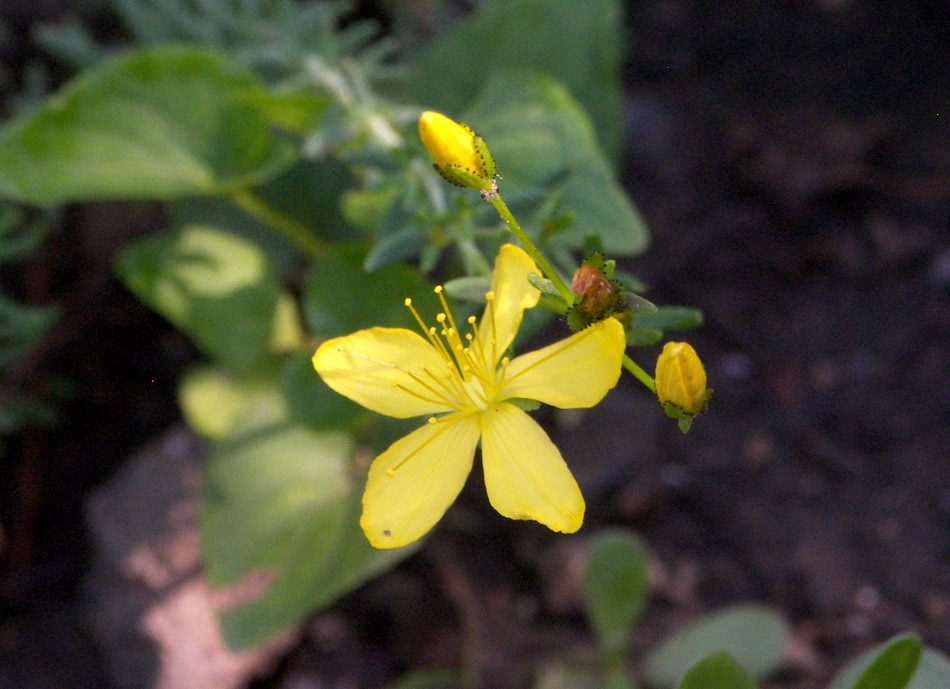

[434,285,443,294]
[404,298,412,306]
[437,313,446,323]
[386,468,395,477]
[467,315,477,324]
[485,291,495,301]
[428,417,437,425]
[501,356,510,366]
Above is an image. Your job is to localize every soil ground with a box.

[1,1,948,688]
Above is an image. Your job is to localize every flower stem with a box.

[491,190,656,393]
[231,189,327,260]
[490,193,575,306]
[623,353,655,391]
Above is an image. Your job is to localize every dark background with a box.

[1,1,948,687]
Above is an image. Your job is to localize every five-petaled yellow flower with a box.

[313,245,626,548]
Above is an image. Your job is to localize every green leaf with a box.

[0,46,304,205]
[464,71,649,256]
[643,604,789,686]
[583,528,649,654]
[828,635,929,689]
[410,0,623,159]
[632,307,704,333]
[281,351,361,431]
[626,329,663,347]
[677,653,758,689]
[178,365,285,440]
[114,225,280,370]
[302,243,429,336]
[202,423,419,649]
[442,276,492,303]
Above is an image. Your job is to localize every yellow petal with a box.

[313,327,457,419]
[655,341,708,415]
[418,111,484,176]
[501,317,625,409]
[361,415,481,548]
[478,244,541,360]
[480,403,584,533]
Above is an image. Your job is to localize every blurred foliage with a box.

[0,203,61,453]
[0,2,933,686]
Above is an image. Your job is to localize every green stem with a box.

[231,189,326,260]
[491,189,656,394]
[490,193,575,305]
[623,353,655,391]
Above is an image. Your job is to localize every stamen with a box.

[503,324,600,387]
[405,296,452,364]
[485,291,498,365]
[386,417,457,476]
[393,381,457,409]
[435,285,461,335]
[495,356,512,389]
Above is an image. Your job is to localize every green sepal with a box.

[474,133,496,180]
[566,305,595,332]
[432,162,490,190]
[431,131,496,191]
[581,251,607,272]
[661,388,713,434]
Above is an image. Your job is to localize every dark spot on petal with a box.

[383,530,391,536]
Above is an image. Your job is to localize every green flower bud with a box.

[655,341,712,433]
[418,111,496,192]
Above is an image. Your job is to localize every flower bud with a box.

[566,255,626,332]
[655,342,711,431]
[418,111,496,191]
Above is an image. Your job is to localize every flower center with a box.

[398,286,512,414]
[383,287,512,478]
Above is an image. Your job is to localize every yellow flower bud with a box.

[418,111,496,192]
[655,342,710,426]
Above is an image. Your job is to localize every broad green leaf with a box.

[643,604,789,686]
[410,0,623,159]
[114,225,280,370]
[202,423,419,649]
[281,351,361,431]
[178,365,286,440]
[0,46,304,204]
[465,71,649,255]
[302,243,429,336]
[583,528,649,653]
[170,157,359,272]
[677,653,758,689]
[829,636,930,689]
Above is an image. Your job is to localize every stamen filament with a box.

[502,323,600,386]
[404,370,463,411]
[387,416,458,476]
[392,381,457,409]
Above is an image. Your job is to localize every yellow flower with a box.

[313,245,626,548]
[654,341,710,418]
[418,111,496,191]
